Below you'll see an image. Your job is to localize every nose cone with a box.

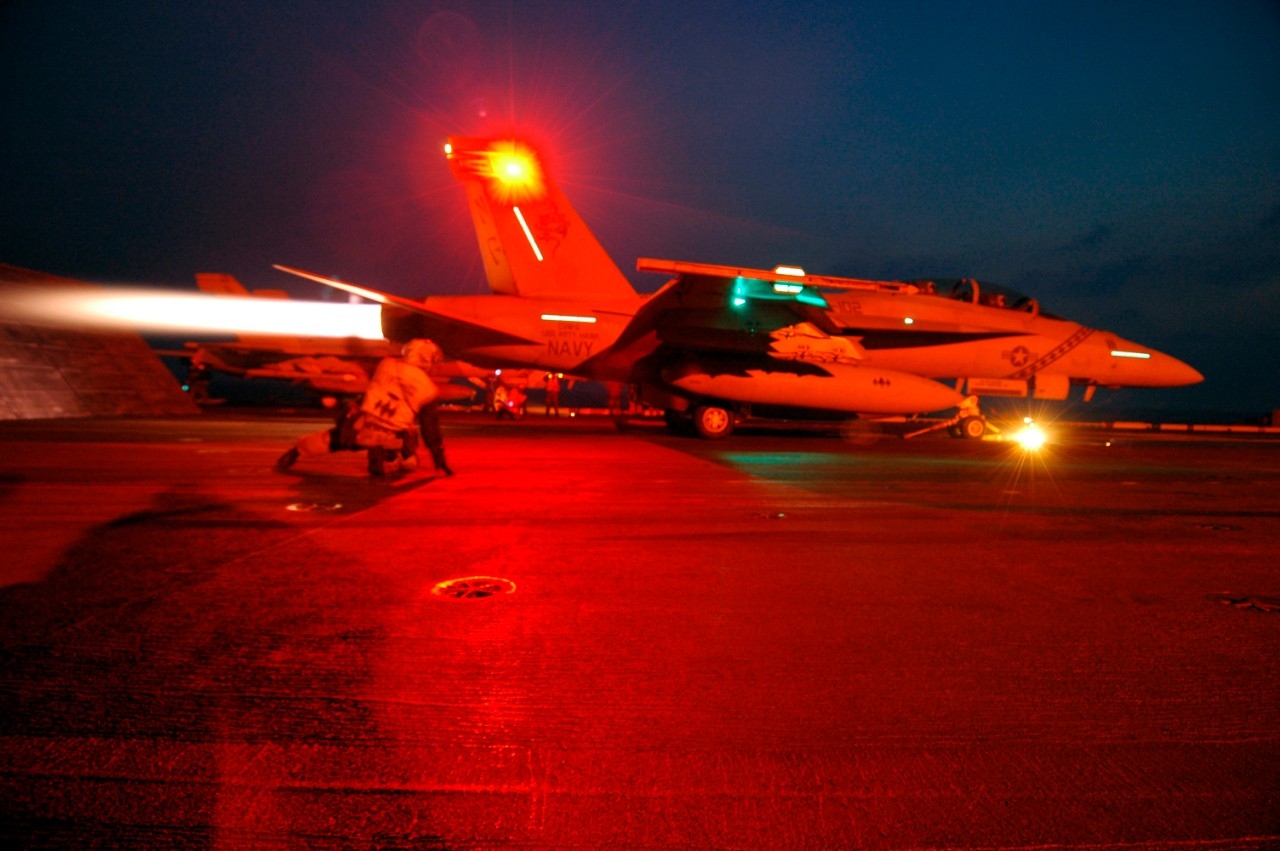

[1103,334,1203,387]
[1152,351,1204,387]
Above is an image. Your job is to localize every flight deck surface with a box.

[1,412,1277,848]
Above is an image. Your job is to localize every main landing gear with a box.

[663,404,737,439]
[691,404,735,439]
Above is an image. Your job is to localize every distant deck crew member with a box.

[544,372,562,417]
[186,357,211,403]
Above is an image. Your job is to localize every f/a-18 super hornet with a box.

[275,136,1201,438]
[171,273,481,402]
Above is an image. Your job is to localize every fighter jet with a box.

[276,136,1202,438]
[173,274,480,401]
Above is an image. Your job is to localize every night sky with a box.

[4,1,1278,416]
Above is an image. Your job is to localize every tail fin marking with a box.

[446,137,636,302]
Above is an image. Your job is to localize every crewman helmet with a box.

[402,338,442,368]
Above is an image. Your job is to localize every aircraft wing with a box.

[611,259,850,362]
[271,264,536,353]
[272,265,430,314]
[592,258,964,419]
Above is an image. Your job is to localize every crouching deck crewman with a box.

[275,339,453,476]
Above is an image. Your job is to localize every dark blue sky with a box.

[4,1,1278,415]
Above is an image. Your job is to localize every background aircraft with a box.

[173,274,480,402]
[277,136,1202,438]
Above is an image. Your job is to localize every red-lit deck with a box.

[1,412,1277,847]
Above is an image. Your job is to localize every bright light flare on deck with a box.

[1012,417,1048,451]
[4,287,385,339]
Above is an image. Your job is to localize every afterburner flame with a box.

[3,286,384,339]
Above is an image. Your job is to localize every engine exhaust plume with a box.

[1,286,385,339]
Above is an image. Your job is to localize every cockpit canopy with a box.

[909,278,1060,319]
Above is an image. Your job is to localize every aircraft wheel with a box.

[958,416,986,439]
[692,404,734,439]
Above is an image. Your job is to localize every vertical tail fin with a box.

[445,137,636,301]
[195,273,250,296]
[195,273,289,300]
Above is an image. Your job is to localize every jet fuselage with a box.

[387,278,1200,403]
[280,135,1202,437]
